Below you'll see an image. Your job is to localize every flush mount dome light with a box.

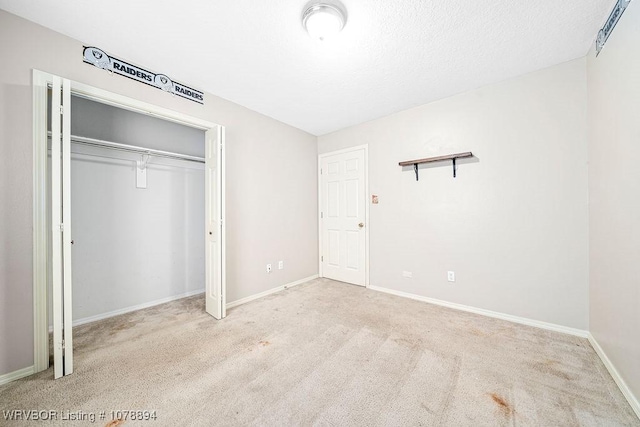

[302,2,346,41]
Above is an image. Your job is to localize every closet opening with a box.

[33,71,225,378]
[47,94,207,331]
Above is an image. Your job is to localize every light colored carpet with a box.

[1,278,638,426]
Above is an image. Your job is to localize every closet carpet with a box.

[1,278,638,426]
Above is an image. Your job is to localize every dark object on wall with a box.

[596,0,632,56]
[82,46,205,104]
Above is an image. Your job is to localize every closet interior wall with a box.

[48,95,206,327]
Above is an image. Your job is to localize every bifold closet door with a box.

[51,76,74,379]
[205,126,225,320]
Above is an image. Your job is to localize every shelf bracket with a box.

[414,163,419,181]
[452,158,457,178]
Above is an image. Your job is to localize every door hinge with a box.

[219,219,223,227]
[320,168,323,175]
[321,256,324,262]
[321,212,323,218]
[59,106,64,115]
[59,223,64,232]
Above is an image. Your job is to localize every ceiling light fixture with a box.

[302,2,347,41]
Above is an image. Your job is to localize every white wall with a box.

[587,1,640,406]
[0,10,318,376]
[70,155,205,322]
[319,58,589,330]
[66,97,206,322]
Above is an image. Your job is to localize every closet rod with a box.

[49,132,205,163]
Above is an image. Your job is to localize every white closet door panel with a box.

[51,76,74,379]
[62,78,73,375]
[205,126,224,319]
[51,76,63,379]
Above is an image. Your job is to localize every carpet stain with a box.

[420,401,436,415]
[530,361,575,381]
[489,392,513,416]
[469,328,487,337]
[105,419,125,426]
[392,336,416,346]
[108,321,136,336]
[546,367,574,381]
[259,340,270,346]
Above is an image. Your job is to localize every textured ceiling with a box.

[0,0,612,135]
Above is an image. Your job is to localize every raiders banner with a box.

[83,46,204,104]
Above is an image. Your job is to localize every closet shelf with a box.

[48,132,205,163]
[399,152,473,180]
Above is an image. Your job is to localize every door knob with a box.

[358,222,364,228]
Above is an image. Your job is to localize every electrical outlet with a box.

[266,264,272,273]
[402,271,413,278]
[278,260,284,270]
[447,271,455,282]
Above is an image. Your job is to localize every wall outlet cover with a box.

[447,271,455,282]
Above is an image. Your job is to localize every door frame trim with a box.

[317,144,370,287]
[32,69,226,374]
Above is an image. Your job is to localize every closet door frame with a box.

[32,69,226,375]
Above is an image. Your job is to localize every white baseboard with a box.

[588,333,640,419]
[226,275,319,309]
[0,366,35,386]
[53,275,320,329]
[50,289,206,331]
[367,285,588,338]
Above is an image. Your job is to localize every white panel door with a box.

[320,148,366,286]
[51,76,73,378]
[205,126,225,319]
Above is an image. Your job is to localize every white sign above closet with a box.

[82,46,205,104]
